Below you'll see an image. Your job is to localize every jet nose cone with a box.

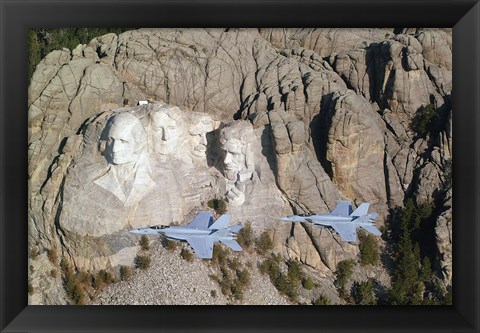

[280,216,293,222]
[129,229,142,234]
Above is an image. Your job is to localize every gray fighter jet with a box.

[130,211,243,259]
[280,201,381,243]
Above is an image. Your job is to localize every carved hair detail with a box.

[219,120,254,145]
[149,105,184,124]
[219,120,255,172]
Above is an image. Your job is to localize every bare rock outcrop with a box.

[416,29,452,71]
[28,252,66,305]
[323,90,388,213]
[284,223,358,273]
[435,189,452,285]
[268,110,341,213]
[259,28,394,57]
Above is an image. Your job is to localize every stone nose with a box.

[200,133,207,145]
[162,129,169,141]
[224,151,233,164]
[111,140,121,153]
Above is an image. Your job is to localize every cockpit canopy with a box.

[150,225,167,230]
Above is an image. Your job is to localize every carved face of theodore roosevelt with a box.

[103,113,147,165]
[189,114,214,158]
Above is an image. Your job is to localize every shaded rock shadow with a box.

[310,92,335,180]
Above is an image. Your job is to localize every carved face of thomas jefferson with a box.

[150,110,180,156]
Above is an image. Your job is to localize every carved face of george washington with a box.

[103,113,147,165]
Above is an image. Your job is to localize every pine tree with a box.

[139,235,150,251]
[256,231,274,255]
[358,229,380,266]
[352,279,376,305]
[312,295,332,305]
[420,256,432,283]
[237,222,254,248]
[335,259,356,297]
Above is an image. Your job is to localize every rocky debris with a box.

[93,242,291,305]
[28,252,66,305]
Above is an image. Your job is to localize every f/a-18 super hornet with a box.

[130,211,243,259]
[280,201,381,243]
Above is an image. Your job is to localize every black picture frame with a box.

[1,0,479,332]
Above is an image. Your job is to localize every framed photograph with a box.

[1,0,479,332]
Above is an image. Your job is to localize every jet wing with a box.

[186,236,214,259]
[220,239,243,252]
[209,214,231,230]
[359,224,382,236]
[331,201,353,216]
[351,203,370,217]
[331,223,358,242]
[187,211,213,229]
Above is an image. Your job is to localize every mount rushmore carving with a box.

[60,104,266,238]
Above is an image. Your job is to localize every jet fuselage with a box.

[130,226,237,242]
[281,214,356,224]
[279,201,381,243]
[129,211,243,259]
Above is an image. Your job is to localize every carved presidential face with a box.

[221,138,246,181]
[103,113,147,165]
[150,111,180,155]
[219,120,255,181]
[189,116,214,158]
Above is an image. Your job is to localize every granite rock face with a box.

[268,110,341,214]
[324,90,387,208]
[435,189,452,285]
[28,28,452,304]
[259,28,395,57]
